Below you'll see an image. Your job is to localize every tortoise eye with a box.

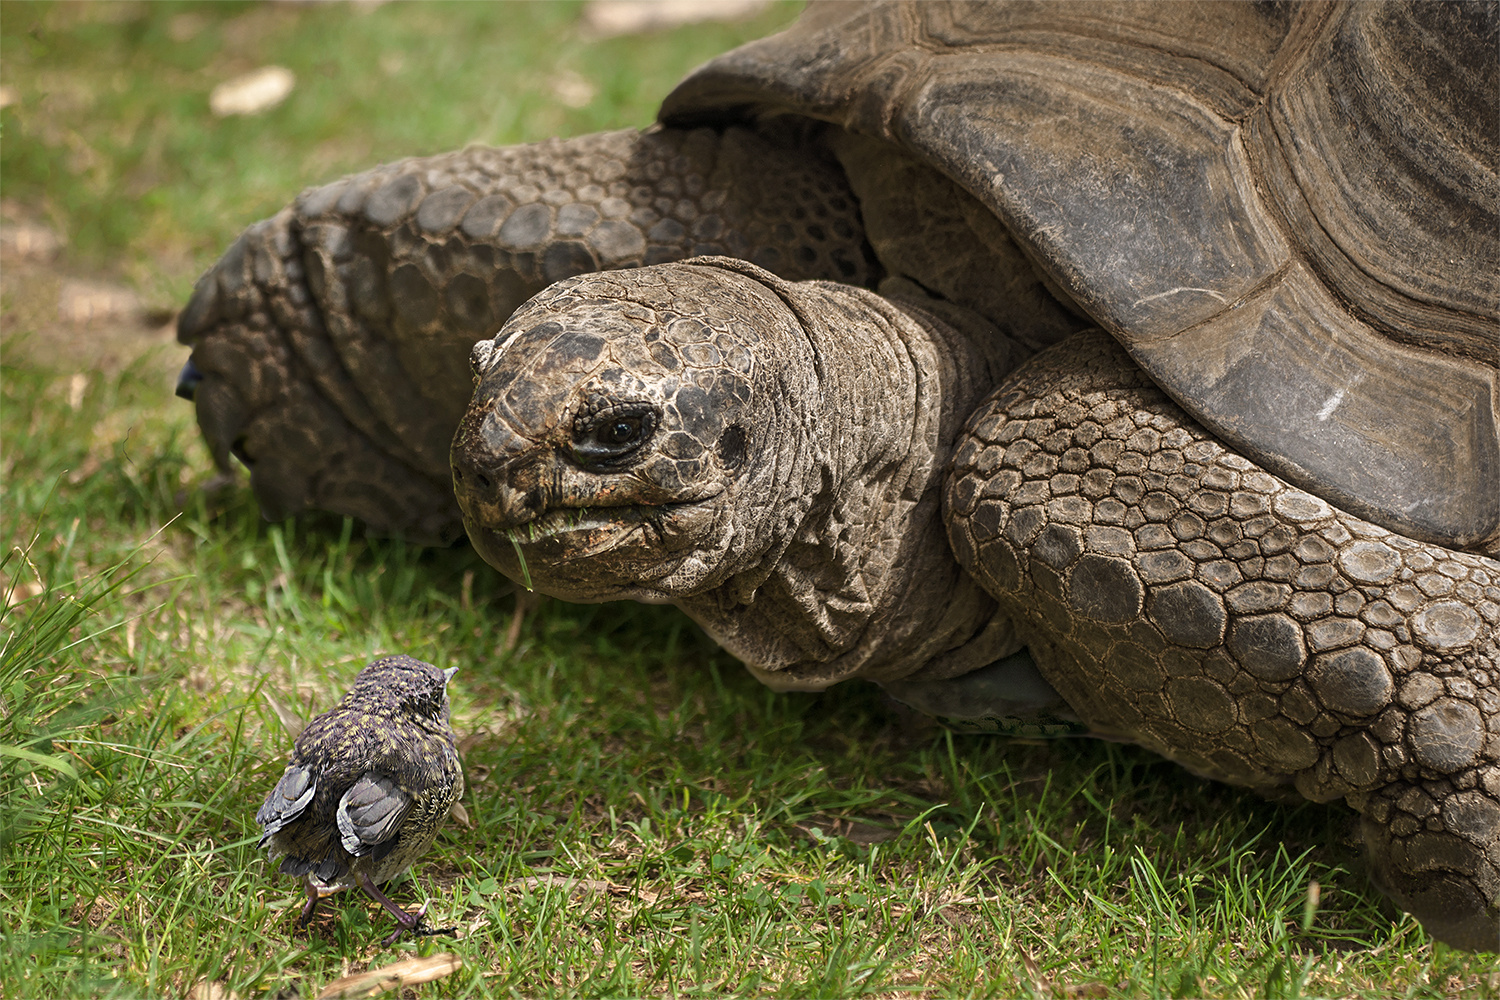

[600,418,641,447]
[573,404,658,465]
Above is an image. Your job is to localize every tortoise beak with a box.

[451,404,558,533]
[452,449,557,533]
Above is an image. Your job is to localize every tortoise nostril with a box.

[453,454,499,495]
[716,424,748,470]
[452,434,547,529]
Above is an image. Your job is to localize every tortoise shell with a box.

[660,1,1500,555]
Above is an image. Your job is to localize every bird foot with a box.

[383,923,458,946]
[378,904,457,946]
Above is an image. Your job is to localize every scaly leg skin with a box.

[178,124,874,543]
[354,872,456,947]
[297,876,322,927]
[296,878,345,930]
[945,330,1500,952]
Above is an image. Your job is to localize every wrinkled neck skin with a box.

[677,268,1024,691]
[453,258,1024,690]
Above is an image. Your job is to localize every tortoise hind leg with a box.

[178,125,873,542]
[944,329,1500,950]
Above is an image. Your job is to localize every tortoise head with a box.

[451,259,818,603]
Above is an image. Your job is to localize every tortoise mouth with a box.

[471,501,683,563]
[511,505,652,546]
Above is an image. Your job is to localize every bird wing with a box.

[335,771,412,856]
[256,763,317,842]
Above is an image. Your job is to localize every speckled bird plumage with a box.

[257,654,463,941]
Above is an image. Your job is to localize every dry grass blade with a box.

[1018,945,1048,997]
[507,874,617,896]
[503,590,537,652]
[262,689,308,739]
[315,953,463,999]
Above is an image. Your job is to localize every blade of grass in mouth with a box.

[507,532,534,592]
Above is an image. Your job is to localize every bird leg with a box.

[355,871,456,946]
[298,876,321,927]
[296,876,344,928]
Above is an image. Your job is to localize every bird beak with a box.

[443,666,459,684]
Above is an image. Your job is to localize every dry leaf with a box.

[507,874,615,896]
[1,221,62,261]
[188,979,243,1000]
[210,66,295,117]
[316,953,462,999]
[2,578,44,607]
[581,0,770,37]
[67,373,89,411]
[57,280,140,325]
[550,70,596,109]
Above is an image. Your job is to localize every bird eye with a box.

[573,404,658,465]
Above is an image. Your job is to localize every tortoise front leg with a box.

[178,125,873,542]
[945,330,1500,951]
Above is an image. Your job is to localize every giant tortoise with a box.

[176,1,1500,950]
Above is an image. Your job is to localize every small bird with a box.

[256,655,465,945]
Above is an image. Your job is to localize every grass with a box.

[1,2,1497,996]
